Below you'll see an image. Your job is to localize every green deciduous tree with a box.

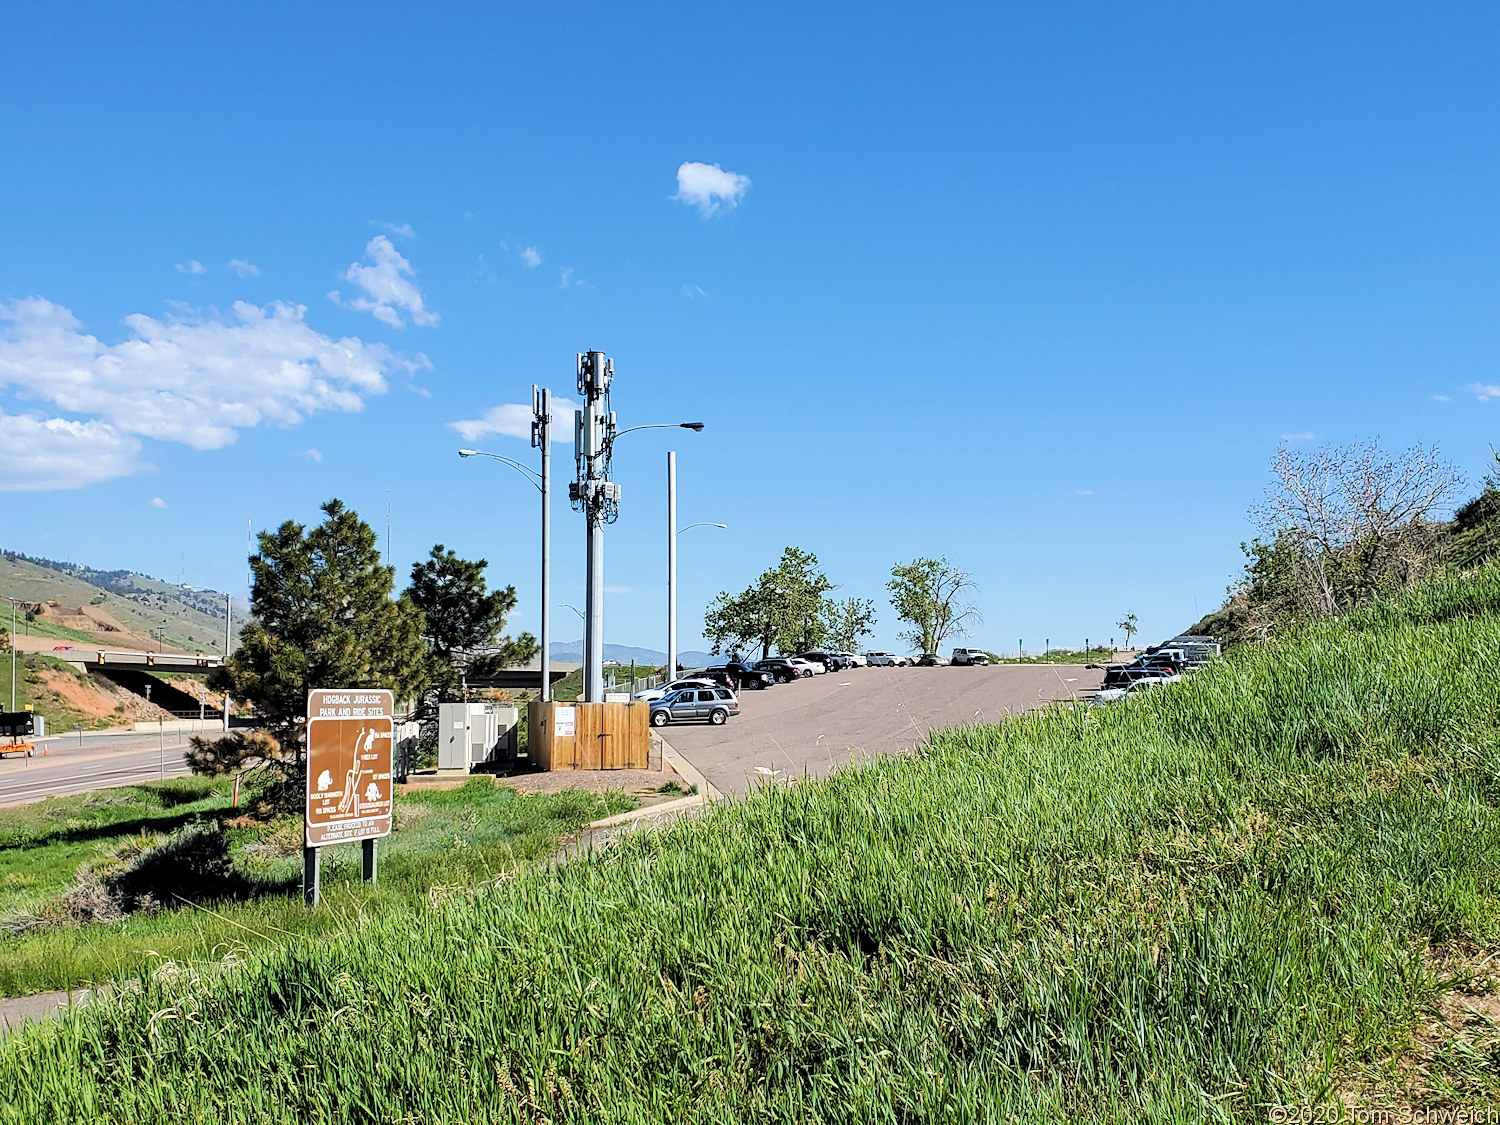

[1116,613,1138,649]
[822,596,877,652]
[887,557,979,655]
[406,544,538,701]
[704,547,834,659]
[190,500,428,791]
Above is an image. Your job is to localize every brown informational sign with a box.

[305,689,395,847]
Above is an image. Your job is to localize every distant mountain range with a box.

[548,640,718,668]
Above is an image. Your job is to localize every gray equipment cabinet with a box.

[438,702,519,771]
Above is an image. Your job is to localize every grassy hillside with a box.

[2,568,1498,1119]
[0,552,243,655]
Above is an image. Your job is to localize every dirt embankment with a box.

[32,666,173,727]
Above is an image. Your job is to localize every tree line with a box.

[702,547,979,664]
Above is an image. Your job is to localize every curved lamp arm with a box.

[457,449,543,492]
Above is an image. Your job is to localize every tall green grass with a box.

[0,779,634,998]
[3,569,1499,1121]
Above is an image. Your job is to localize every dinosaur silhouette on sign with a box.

[336,729,375,816]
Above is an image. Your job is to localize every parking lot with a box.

[661,663,1104,797]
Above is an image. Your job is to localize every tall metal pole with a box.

[225,592,233,732]
[577,351,614,704]
[667,451,677,680]
[534,386,552,702]
[9,600,15,712]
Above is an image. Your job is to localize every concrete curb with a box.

[587,792,705,830]
[659,736,722,802]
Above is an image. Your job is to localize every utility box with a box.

[438,703,519,771]
[526,700,650,771]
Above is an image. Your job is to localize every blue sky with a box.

[2,2,1497,655]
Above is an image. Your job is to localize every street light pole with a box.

[8,599,15,712]
[666,451,726,681]
[532,386,552,702]
[667,451,677,679]
[458,435,549,700]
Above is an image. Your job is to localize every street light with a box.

[4,597,17,712]
[456,384,554,701]
[669,515,727,678]
[666,448,729,679]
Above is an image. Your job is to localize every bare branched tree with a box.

[1252,439,1462,617]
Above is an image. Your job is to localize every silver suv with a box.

[950,648,990,666]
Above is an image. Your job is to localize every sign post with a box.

[304,688,395,907]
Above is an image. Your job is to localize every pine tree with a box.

[407,544,538,702]
[191,500,428,789]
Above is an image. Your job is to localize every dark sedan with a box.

[751,659,803,684]
[700,663,774,691]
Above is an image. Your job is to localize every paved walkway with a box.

[0,988,95,1039]
[660,663,1101,797]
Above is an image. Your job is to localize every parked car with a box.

[1092,677,1170,706]
[914,653,944,667]
[836,651,867,668]
[785,657,823,676]
[1099,664,1177,690]
[633,677,716,702]
[1160,635,1221,669]
[649,686,740,726]
[864,651,905,667]
[700,663,774,691]
[751,659,801,683]
[950,647,990,666]
[798,652,851,672]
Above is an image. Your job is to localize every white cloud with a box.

[176,260,205,275]
[0,298,407,490]
[674,161,752,217]
[328,236,439,328]
[150,496,167,508]
[559,267,593,290]
[304,448,323,462]
[1076,489,1093,496]
[520,246,541,268]
[1468,383,1500,401]
[1280,431,1316,441]
[682,284,709,300]
[228,259,260,278]
[450,396,580,444]
[603,585,633,595]
[1433,394,1452,402]
[0,411,149,491]
[376,221,415,238]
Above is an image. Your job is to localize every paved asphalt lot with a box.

[661,663,1104,797]
[0,730,193,807]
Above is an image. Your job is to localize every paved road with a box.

[662,663,1102,797]
[0,730,193,807]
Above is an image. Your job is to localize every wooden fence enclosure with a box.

[527,700,651,771]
